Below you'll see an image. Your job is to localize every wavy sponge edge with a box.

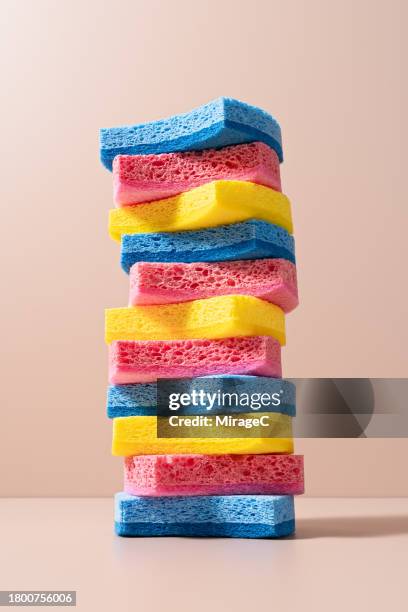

[109,336,282,384]
[120,220,296,272]
[113,142,281,205]
[129,258,298,313]
[100,97,283,171]
[109,180,292,240]
[105,295,285,345]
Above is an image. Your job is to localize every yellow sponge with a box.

[109,180,293,241]
[112,414,293,456]
[105,295,285,345]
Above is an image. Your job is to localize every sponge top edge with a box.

[100,98,281,135]
[101,97,225,133]
[100,98,283,169]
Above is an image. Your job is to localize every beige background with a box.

[0,0,407,496]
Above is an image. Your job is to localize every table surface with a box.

[0,497,407,611]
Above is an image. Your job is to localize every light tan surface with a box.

[0,497,407,611]
[0,0,407,496]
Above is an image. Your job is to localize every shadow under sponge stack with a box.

[100,97,304,538]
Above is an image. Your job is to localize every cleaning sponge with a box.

[109,337,282,384]
[109,181,293,240]
[120,220,296,273]
[112,415,293,456]
[107,376,295,417]
[129,259,298,313]
[105,295,285,345]
[113,142,281,205]
[124,454,304,496]
[115,493,295,538]
[100,97,283,171]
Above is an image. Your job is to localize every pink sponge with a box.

[113,142,281,206]
[124,454,304,496]
[129,259,298,313]
[109,336,281,384]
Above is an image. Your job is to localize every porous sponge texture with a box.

[129,259,298,313]
[114,493,295,538]
[109,336,282,384]
[100,97,283,171]
[107,377,295,418]
[109,181,293,241]
[112,415,293,456]
[124,454,304,496]
[121,220,296,272]
[113,142,281,205]
[107,383,156,416]
[105,295,286,345]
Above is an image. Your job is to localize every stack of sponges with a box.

[100,97,304,538]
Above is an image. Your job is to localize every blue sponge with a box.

[115,493,295,538]
[107,383,155,418]
[100,97,282,171]
[107,377,296,418]
[121,220,295,273]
